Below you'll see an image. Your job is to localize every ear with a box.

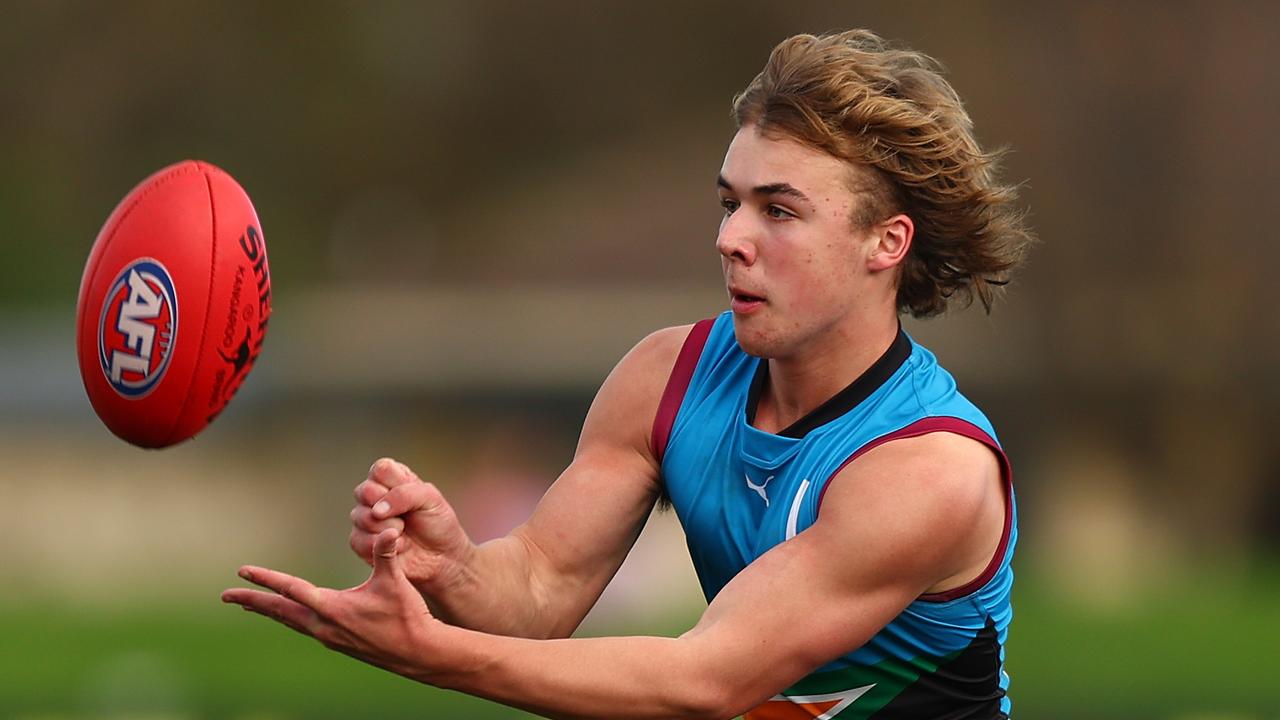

[866,213,914,272]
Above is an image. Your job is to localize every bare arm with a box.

[349,324,691,638]
[227,431,1005,719]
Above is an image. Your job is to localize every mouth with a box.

[729,286,766,314]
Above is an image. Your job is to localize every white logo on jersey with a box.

[745,473,774,506]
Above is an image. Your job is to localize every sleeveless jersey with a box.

[654,312,1016,720]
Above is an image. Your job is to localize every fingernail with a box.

[238,568,252,580]
[373,501,391,516]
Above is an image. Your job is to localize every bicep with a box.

[677,518,927,713]
[511,325,692,624]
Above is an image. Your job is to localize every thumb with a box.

[373,481,448,524]
[370,528,407,587]
[374,482,472,556]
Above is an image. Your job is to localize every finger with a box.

[348,525,401,563]
[349,504,405,534]
[237,566,328,613]
[370,528,407,588]
[349,528,375,565]
[354,479,389,507]
[368,457,421,490]
[221,587,321,635]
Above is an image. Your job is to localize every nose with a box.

[716,212,758,265]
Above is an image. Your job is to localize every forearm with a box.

[424,533,544,637]
[427,530,593,639]
[425,627,736,720]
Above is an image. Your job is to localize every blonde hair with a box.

[733,30,1032,317]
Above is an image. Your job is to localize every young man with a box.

[224,30,1032,719]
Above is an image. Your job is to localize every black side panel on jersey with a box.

[869,619,1008,720]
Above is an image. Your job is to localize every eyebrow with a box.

[717,175,815,209]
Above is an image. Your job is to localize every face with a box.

[716,126,891,359]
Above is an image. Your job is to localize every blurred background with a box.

[2,1,1278,718]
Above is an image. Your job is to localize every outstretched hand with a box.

[222,528,444,681]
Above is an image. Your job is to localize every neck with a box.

[754,310,901,434]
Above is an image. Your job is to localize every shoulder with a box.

[816,431,1004,591]
[609,323,698,399]
[576,323,701,463]
[852,431,998,498]
[626,324,697,373]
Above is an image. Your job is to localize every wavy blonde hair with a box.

[733,30,1032,317]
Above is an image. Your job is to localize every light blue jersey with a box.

[654,312,1015,719]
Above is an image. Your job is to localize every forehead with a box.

[719,126,855,193]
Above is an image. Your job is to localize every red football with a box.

[76,160,272,448]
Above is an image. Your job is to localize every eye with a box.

[720,198,739,214]
[766,205,795,219]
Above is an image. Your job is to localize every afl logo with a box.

[98,258,178,398]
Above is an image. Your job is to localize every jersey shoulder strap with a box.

[650,318,716,462]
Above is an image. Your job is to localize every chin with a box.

[731,316,781,358]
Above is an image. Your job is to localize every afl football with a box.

[76,160,271,448]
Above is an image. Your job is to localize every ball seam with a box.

[163,165,220,445]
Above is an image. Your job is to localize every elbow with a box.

[664,632,781,719]
[667,673,742,720]
[671,697,731,720]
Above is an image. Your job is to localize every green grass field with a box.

[0,601,531,719]
[1008,573,1280,720]
[3,569,1278,719]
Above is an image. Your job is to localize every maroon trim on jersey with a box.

[815,416,1013,604]
[651,318,716,463]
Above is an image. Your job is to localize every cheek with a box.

[789,249,861,314]
[779,247,835,299]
